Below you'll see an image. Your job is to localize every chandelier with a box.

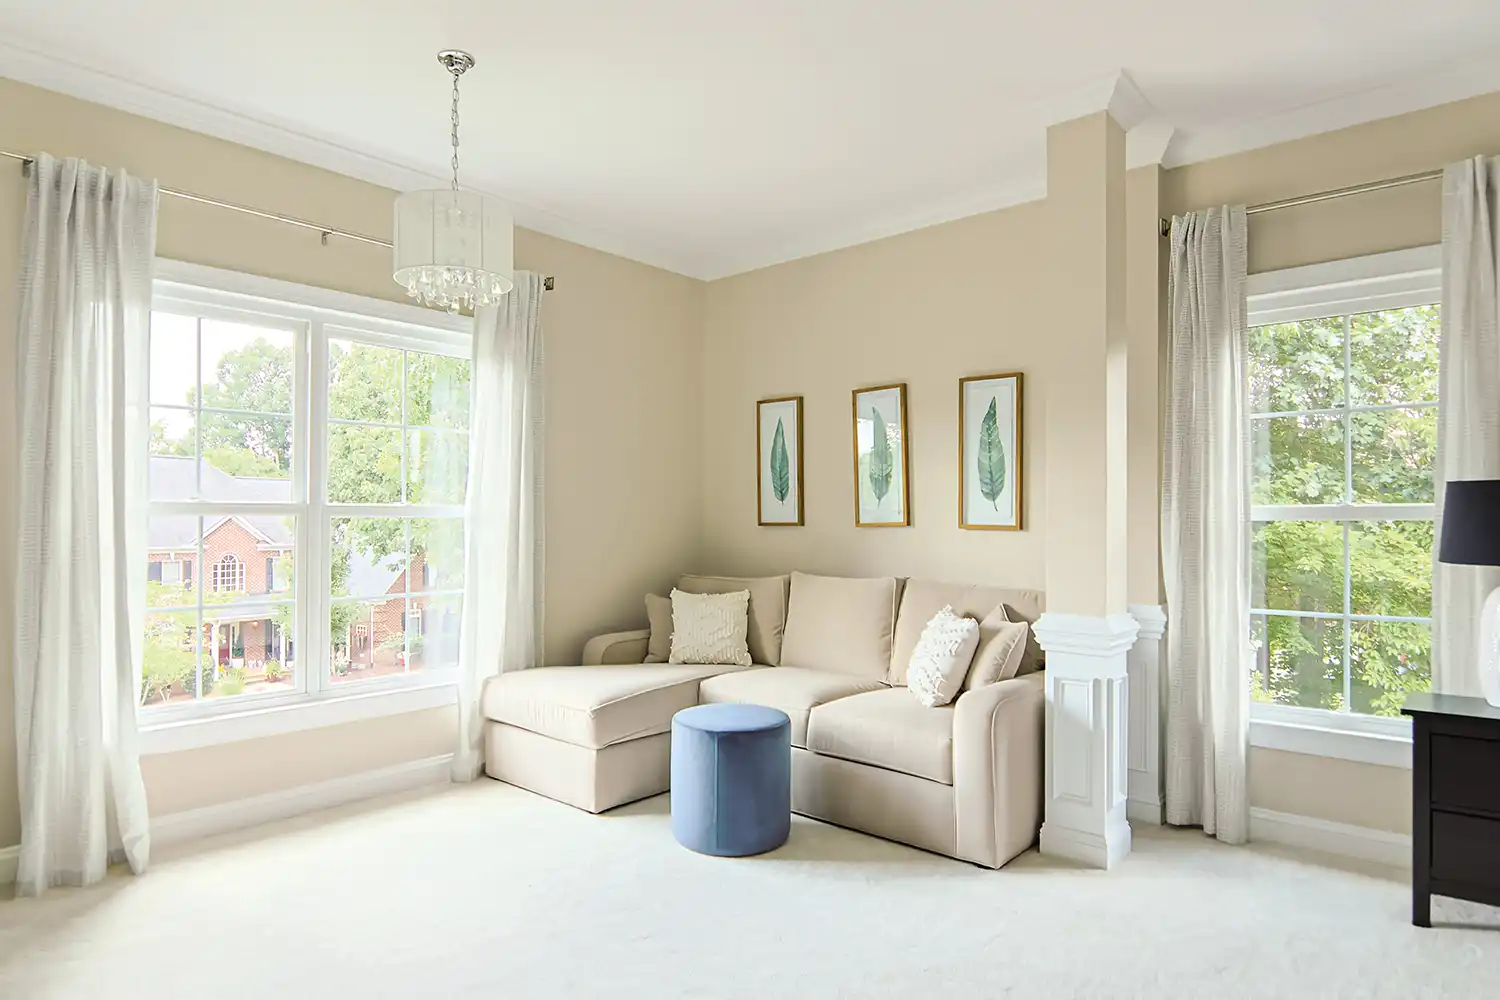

[393,50,514,313]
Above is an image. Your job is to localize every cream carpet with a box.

[1,781,1497,999]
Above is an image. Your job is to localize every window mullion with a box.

[306,319,330,697]
[1341,314,1354,713]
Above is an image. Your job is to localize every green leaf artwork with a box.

[977,397,1006,510]
[868,406,893,505]
[770,417,791,503]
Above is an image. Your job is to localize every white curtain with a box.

[1162,206,1251,845]
[452,271,546,781]
[1434,157,1500,697]
[13,154,157,894]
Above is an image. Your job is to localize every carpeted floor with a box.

[1,780,1497,999]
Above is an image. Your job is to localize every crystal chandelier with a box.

[393,50,514,313]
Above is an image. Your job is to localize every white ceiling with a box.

[3,1,1500,279]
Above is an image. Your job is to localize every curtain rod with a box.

[1158,168,1444,238]
[1,149,554,291]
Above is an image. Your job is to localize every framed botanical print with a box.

[852,383,910,527]
[959,372,1023,530]
[757,396,804,525]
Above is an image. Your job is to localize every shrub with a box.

[218,666,246,697]
[263,659,285,683]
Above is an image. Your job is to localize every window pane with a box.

[328,424,403,503]
[1350,520,1434,618]
[1252,521,1343,614]
[202,607,291,700]
[329,339,401,424]
[1251,414,1344,505]
[330,516,408,600]
[1249,318,1344,413]
[148,516,199,608]
[1349,620,1431,717]
[407,352,471,430]
[410,595,462,671]
[199,320,294,415]
[150,312,199,406]
[1251,613,1347,711]
[331,596,407,683]
[150,410,198,500]
[199,413,293,501]
[407,430,469,504]
[142,609,206,705]
[412,517,464,592]
[1348,306,1440,407]
[1349,407,1437,504]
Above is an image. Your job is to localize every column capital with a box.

[1034,612,1140,659]
[1127,603,1167,640]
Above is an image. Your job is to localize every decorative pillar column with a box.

[1125,604,1167,825]
[1036,613,1140,869]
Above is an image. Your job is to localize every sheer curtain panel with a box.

[453,271,546,781]
[13,154,157,894]
[1162,206,1251,845]
[1434,157,1500,697]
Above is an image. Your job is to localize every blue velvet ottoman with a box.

[670,703,791,857]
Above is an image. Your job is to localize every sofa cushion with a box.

[482,665,737,750]
[806,688,955,785]
[965,617,1032,690]
[779,572,901,680]
[889,579,1046,684]
[668,589,753,667]
[697,667,884,747]
[678,574,790,666]
[644,593,673,663]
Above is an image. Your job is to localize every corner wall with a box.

[0,77,705,839]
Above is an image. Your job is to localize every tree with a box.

[1250,306,1439,717]
[195,338,294,473]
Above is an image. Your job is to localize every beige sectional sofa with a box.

[482,571,1046,869]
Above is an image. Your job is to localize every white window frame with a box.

[1245,245,1441,768]
[139,260,469,754]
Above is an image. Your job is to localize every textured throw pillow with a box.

[907,606,981,708]
[668,588,753,667]
[644,593,673,663]
[964,608,1032,689]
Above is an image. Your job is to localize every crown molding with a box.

[1163,54,1500,168]
[0,37,704,279]
[1125,121,1176,169]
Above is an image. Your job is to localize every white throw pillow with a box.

[907,606,981,707]
[668,588,753,667]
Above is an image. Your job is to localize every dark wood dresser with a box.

[1402,692,1500,927]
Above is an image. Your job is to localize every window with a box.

[141,262,469,722]
[212,553,246,593]
[1247,247,1440,723]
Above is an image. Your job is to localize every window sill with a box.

[138,682,457,756]
[1249,705,1412,769]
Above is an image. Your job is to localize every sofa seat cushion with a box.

[697,667,884,747]
[482,665,741,750]
[805,688,955,785]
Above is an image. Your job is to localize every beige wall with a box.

[1163,88,1500,835]
[0,77,704,839]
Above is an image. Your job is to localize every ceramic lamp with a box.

[1438,479,1500,707]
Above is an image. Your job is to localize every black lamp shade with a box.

[1439,479,1500,567]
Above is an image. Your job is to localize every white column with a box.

[1036,612,1140,869]
[1125,604,1167,825]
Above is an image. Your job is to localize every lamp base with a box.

[1483,586,1500,709]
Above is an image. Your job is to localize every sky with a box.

[150,311,293,439]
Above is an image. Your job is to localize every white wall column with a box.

[1036,613,1140,869]
[1125,604,1167,825]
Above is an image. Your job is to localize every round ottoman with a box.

[670,703,791,857]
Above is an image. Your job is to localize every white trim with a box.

[139,681,457,755]
[1250,704,1412,769]
[152,754,453,850]
[1247,246,1441,326]
[1250,807,1411,870]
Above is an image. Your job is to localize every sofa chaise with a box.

[481,571,1045,869]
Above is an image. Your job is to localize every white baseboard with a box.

[1250,807,1411,870]
[1,754,454,882]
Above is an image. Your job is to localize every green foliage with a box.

[1250,306,1439,717]
[769,418,790,503]
[195,338,294,473]
[976,397,1006,509]
[218,666,246,697]
[263,659,285,683]
[868,407,893,505]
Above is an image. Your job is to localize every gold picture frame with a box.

[958,372,1023,530]
[852,383,911,527]
[756,396,804,526]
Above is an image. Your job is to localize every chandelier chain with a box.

[450,70,461,193]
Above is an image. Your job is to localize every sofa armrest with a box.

[952,672,1045,869]
[581,629,652,665]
